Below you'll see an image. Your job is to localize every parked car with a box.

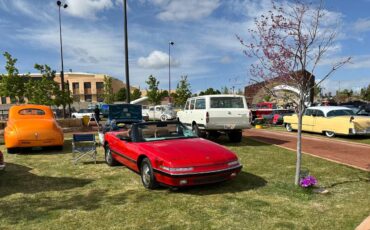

[283,106,370,137]
[103,120,242,189]
[0,151,5,170]
[71,109,94,119]
[4,105,64,153]
[146,105,176,121]
[177,94,252,142]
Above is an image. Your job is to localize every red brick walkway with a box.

[243,129,370,171]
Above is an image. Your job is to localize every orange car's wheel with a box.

[7,148,17,154]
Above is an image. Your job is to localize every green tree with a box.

[336,89,353,103]
[221,86,230,94]
[161,90,169,98]
[131,88,142,100]
[360,84,370,101]
[25,64,63,106]
[173,76,192,107]
[103,76,114,104]
[199,88,221,95]
[115,87,127,101]
[263,94,271,102]
[146,75,162,105]
[0,52,26,103]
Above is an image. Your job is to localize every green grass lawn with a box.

[0,135,369,229]
[262,125,370,145]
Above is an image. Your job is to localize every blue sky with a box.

[0,0,369,94]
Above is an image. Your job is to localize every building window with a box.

[96,82,104,95]
[84,82,91,94]
[1,97,6,104]
[84,94,92,102]
[72,82,79,95]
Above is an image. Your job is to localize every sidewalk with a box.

[243,129,370,171]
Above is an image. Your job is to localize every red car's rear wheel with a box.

[105,145,118,166]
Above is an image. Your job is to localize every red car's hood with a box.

[138,138,238,166]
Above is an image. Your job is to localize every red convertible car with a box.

[103,121,242,189]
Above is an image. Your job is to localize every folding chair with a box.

[72,134,97,164]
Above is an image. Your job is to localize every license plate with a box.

[224,124,236,129]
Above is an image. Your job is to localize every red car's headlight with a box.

[228,160,240,167]
[159,165,194,172]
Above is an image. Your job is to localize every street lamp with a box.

[168,41,174,102]
[123,0,131,103]
[57,0,68,118]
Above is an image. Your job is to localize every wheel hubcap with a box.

[106,149,111,163]
[142,164,151,185]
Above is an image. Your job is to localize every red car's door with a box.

[110,136,139,171]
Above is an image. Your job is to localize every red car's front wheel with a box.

[140,158,158,189]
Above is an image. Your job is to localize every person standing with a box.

[94,105,100,123]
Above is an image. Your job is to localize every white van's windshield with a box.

[210,97,244,108]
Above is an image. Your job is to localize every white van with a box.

[177,94,252,142]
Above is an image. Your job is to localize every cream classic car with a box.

[283,106,370,137]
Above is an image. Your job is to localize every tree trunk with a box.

[294,97,304,185]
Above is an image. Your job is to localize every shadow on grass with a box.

[209,136,273,147]
[11,139,73,155]
[244,136,289,145]
[326,176,370,188]
[175,171,267,195]
[0,188,110,224]
[0,163,93,198]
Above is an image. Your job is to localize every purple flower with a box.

[299,175,317,188]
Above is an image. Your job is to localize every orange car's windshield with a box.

[18,109,46,116]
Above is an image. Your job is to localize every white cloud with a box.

[0,0,54,21]
[353,18,370,32]
[148,0,221,21]
[138,50,180,69]
[65,0,114,19]
[220,56,232,64]
[319,55,370,70]
[320,77,370,94]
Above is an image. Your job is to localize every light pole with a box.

[57,0,68,118]
[123,0,131,103]
[168,41,174,102]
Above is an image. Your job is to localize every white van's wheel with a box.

[192,124,201,137]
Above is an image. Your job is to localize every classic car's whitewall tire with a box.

[325,131,335,138]
[140,158,159,189]
[105,145,118,166]
[160,114,167,121]
[285,123,293,132]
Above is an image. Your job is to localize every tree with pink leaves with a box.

[238,0,351,185]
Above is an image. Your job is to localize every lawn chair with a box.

[72,133,97,164]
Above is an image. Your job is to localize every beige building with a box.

[54,72,125,102]
[0,72,127,104]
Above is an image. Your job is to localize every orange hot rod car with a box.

[4,105,64,153]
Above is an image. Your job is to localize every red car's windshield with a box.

[136,123,197,142]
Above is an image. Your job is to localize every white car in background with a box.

[177,94,252,142]
[71,109,95,119]
[147,105,177,121]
